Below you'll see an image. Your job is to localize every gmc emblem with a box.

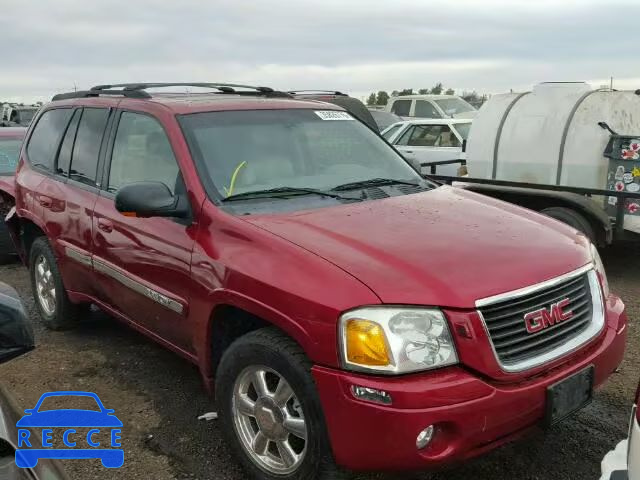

[524,298,573,334]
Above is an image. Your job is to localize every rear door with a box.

[393,123,462,175]
[38,106,112,297]
[92,110,197,352]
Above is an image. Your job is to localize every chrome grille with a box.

[479,273,593,366]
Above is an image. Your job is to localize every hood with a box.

[244,186,591,308]
[0,175,15,198]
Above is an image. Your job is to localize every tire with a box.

[0,220,16,265]
[215,327,346,480]
[540,206,596,242]
[29,237,82,330]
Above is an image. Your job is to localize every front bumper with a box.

[313,298,627,471]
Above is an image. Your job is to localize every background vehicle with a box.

[428,82,640,246]
[382,119,471,175]
[288,90,378,130]
[6,82,627,480]
[385,94,477,119]
[0,127,26,263]
[368,109,402,131]
[1,104,39,127]
[0,282,68,479]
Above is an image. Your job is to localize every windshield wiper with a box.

[222,186,361,202]
[331,178,422,191]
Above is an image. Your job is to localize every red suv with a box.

[6,83,628,479]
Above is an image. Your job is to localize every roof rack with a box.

[288,90,346,96]
[53,83,290,102]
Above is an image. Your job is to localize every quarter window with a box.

[69,108,110,186]
[108,112,180,194]
[26,109,73,171]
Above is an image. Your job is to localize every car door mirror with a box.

[115,182,189,219]
[0,283,34,365]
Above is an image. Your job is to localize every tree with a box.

[398,88,414,96]
[418,88,430,94]
[376,91,389,105]
[391,90,399,97]
[445,88,455,95]
[366,93,377,105]
[430,82,444,95]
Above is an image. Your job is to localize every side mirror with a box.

[0,283,34,365]
[115,182,189,219]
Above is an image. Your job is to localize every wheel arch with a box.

[197,291,315,394]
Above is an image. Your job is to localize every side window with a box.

[414,101,442,119]
[390,100,411,117]
[396,126,415,146]
[26,109,73,171]
[402,124,459,147]
[56,110,81,176]
[69,108,110,186]
[107,112,180,194]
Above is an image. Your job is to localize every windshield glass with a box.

[453,122,472,140]
[179,109,422,201]
[434,98,475,117]
[17,109,36,124]
[0,139,21,174]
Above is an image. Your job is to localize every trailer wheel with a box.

[540,207,595,242]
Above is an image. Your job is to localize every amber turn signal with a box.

[345,319,391,366]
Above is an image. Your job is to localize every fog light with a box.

[351,385,392,405]
[416,425,435,450]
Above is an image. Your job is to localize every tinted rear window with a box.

[69,108,110,186]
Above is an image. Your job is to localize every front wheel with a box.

[215,328,345,480]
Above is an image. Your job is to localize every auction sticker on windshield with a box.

[15,391,124,469]
[314,110,354,120]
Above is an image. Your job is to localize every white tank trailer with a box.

[466,82,640,238]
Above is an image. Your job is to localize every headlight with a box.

[590,243,609,298]
[340,307,458,374]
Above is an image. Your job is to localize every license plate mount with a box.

[545,365,594,426]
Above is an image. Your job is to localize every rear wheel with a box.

[540,206,596,242]
[215,327,345,480]
[29,237,82,330]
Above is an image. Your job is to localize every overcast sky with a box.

[2,0,639,103]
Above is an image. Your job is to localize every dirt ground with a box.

[0,242,637,480]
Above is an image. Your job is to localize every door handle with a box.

[38,195,52,208]
[97,218,113,233]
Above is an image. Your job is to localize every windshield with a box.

[179,109,422,202]
[434,98,475,117]
[0,139,21,174]
[453,122,472,140]
[17,109,36,124]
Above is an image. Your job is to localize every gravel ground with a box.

[0,242,637,480]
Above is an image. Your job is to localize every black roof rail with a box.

[52,89,151,101]
[288,90,346,96]
[90,83,276,94]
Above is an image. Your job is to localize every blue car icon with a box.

[15,391,124,468]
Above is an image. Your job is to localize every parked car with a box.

[6,82,627,480]
[0,282,68,479]
[368,109,402,131]
[382,119,471,175]
[385,94,477,120]
[601,379,639,479]
[0,127,26,263]
[1,104,39,127]
[288,90,378,131]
